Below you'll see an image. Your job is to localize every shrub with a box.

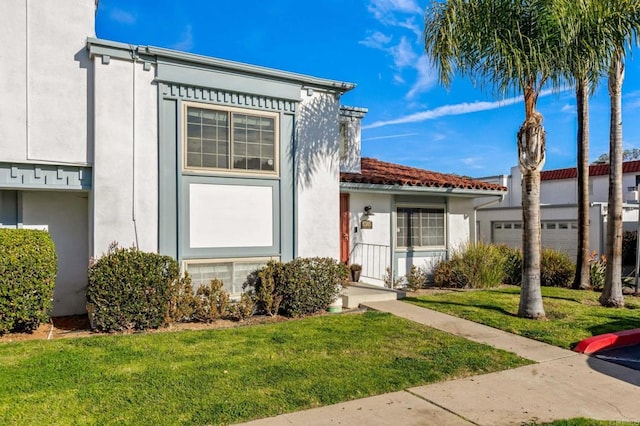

[168,273,198,322]
[383,267,402,289]
[227,293,255,321]
[436,242,506,289]
[87,244,180,332]
[622,231,637,266]
[588,251,606,291]
[252,257,348,317]
[248,261,283,316]
[193,279,230,323]
[0,229,57,335]
[405,265,427,291]
[540,248,575,287]
[496,245,522,285]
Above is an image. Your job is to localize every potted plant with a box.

[350,263,362,282]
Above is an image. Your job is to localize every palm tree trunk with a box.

[517,86,546,319]
[574,79,591,290]
[601,54,625,308]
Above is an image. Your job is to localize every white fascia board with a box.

[339,182,507,197]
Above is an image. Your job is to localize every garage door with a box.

[492,221,578,261]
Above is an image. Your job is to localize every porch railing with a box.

[350,243,391,281]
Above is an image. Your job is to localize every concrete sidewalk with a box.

[239,300,640,426]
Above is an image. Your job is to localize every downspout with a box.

[473,194,505,243]
[130,45,139,248]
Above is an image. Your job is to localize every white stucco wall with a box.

[296,90,340,259]
[339,115,362,174]
[347,192,392,285]
[0,0,95,164]
[92,57,158,255]
[22,191,89,316]
[447,198,473,252]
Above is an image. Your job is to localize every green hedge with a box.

[252,258,349,317]
[0,229,57,335]
[87,246,179,332]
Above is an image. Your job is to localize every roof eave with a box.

[86,37,356,93]
[340,182,507,197]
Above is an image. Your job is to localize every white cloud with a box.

[406,55,437,99]
[359,31,393,49]
[368,0,423,19]
[110,8,136,25]
[364,89,562,129]
[363,132,419,141]
[171,25,194,51]
[560,104,575,114]
[389,37,417,68]
[364,98,518,129]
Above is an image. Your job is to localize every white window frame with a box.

[183,257,277,297]
[182,101,279,176]
[395,204,446,250]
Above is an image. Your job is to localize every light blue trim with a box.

[158,62,302,102]
[179,176,281,260]
[0,191,18,227]
[161,83,296,113]
[280,113,295,262]
[158,98,178,258]
[86,38,356,93]
[0,162,91,191]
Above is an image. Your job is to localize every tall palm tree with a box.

[554,0,611,290]
[600,0,640,307]
[424,0,564,318]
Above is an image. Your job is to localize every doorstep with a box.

[342,283,406,309]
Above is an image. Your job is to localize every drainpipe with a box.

[130,45,139,248]
[472,194,505,242]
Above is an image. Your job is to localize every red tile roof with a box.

[541,160,640,181]
[340,158,506,192]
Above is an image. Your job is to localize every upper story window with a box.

[184,103,278,175]
[396,207,445,249]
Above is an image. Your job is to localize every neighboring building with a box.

[0,0,508,316]
[477,162,640,260]
[340,157,506,286]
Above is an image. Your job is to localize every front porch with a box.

[342,282,406,309]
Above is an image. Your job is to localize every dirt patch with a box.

[0,310,358,343]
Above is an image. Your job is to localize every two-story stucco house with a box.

[1,0,507,316]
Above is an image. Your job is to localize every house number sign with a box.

[360,220,373,229]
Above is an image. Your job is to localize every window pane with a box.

[186,107,228,170]
[397,208,408,247]
[397,207,444,248]
[231,112,276,172]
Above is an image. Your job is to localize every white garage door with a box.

[492,221,578,261]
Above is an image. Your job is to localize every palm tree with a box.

[424,0,564,318]
[600,0,640,307]
[554,0,611,290]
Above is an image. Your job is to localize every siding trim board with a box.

[0,162,91,190]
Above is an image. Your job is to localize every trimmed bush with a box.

[251,257,349,317]
[193,279,230,323]
[248,261,284,316]
[0,229,57,335]
[405,265,427,291]
[433,242,506,289]
[87,245,180,332]
[540,248,575,287]
[497,245,522,285]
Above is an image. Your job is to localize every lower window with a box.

[396,206,445,249]
[185,258,273,297]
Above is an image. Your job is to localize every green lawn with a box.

[531,419,640,426]
[0,311,529,425]
[406,286,640,349]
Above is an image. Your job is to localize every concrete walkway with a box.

[239,300,640,426]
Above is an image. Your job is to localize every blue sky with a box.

[95,0,640,177]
